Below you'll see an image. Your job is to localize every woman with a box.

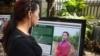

[56,31,72,56]
[1,0,42,56]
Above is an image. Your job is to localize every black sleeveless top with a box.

[7,29,42,56]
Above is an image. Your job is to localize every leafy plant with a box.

[69,32,79,49]
[59,0,87,16]
[85,19,100,53]
[53,36,62,42]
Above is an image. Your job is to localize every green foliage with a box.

[60,0,87,15]
[69,32,79,49]
[58,9,69,16]
[84,15,95,19]
[53,36,62,42]
[85,19,100,52]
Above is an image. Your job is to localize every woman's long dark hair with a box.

[1,0,39,54]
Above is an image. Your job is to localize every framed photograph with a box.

[31,17,86,56]
[0,13,11,40]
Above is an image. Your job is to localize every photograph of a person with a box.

[55,31,72,56]
[52,26,81,56]
[0,14,10,39]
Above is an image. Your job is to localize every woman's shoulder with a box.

[9,32,22,40]
[8,29,28,43]
[9,29,29,39]
[8,34,26,43]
